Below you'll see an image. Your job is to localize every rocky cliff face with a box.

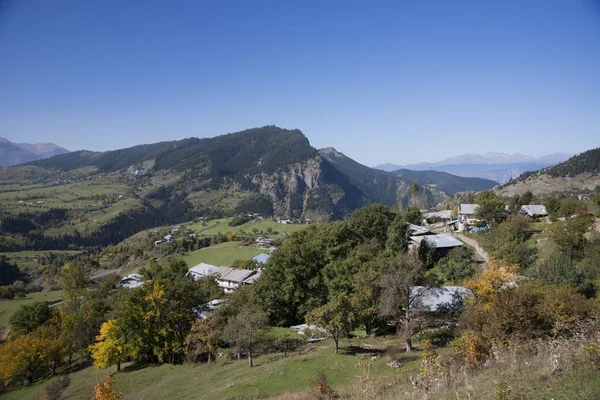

[252,156,329,218]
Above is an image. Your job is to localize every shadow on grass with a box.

[340,346,385,356]
[121,362,162,373]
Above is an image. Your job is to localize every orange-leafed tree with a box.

[91,374,123,400]
[465,258,519,309]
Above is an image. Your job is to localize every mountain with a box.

[0,137,69,167]
[0,127,456,251]
[496,147,600,197]
[389,169,498,196]
[374,152,573,183]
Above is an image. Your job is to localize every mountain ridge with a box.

[0,137,69,167]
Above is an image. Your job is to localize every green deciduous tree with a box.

[475,190,506,227]
[222,305,268,367]
[9,301,53,335]
[307,293,355,354]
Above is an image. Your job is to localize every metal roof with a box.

[188,263,229,279]
[243,271,262,284]
[519,205,547,217]
[410,233,463,248]
[252,253,271,264]
[411,286,471,311]
[408,223,431,236]
[221,268,256,283]
[459,204,478,215]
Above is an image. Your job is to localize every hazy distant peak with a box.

[0,137,70,167]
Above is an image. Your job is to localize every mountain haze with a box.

[375,152,573,183]
[0,137,69,167]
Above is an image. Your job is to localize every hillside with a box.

[497,147,600,196]
[319,148,448,209]
[0,127,444,251]
[390,168,498,195]
[0,137,69,167]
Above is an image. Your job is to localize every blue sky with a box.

[0,0,599,166]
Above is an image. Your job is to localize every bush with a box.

[0,286,15,299]
[311,371,337,400]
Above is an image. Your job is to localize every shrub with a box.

[310,371,337,400]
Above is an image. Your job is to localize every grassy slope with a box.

[3,338,419,400]
[183,241,266,267]
[198,218,308,236]
[0,290,63,327]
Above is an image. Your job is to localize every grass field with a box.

[2,335,419,400]
[183,242,267,267]
[196,218,309,236]
[0,290,63,327]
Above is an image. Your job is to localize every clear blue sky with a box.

[1,0,599,165]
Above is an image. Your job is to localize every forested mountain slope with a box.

[497,147,600,196]
[390,168,497,195]
[1,127,449,250]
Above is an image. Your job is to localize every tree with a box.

[403,205,423,225]
[91,374,123,400]
[543,196,561,219]
[222,305,268,367]
[410,182,420,206]
[9,301,53,335]
[475,191,505,227]
[185,317,222,364]
[0,256,21,286]
[465,258,519,309]
[385,215,410,253]
[89,320,126,372]
[349,204,394,248]
[0,326,53,385]
[547,216,593,260]
[60,263,86,312]
[378,252,434,352]
[350,259,383,335]
[432,246,477,283]
[307,293,355,354]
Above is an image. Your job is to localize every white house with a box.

[458,204,479,231]
[188,263,260,293]
[519,205,547,218]
[120,273,144,289]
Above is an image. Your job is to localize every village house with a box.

[518,205,548,219]
[252,253,271,264]
[187,263,260,293]
[458,204,479,231]
[408,223,433,236]
[119,273,144,289]
[410,233,464,257]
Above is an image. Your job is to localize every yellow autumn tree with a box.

[89,320,126,372]
[92,374,123,400]
[465,258,519,309]
[0,327,51,386]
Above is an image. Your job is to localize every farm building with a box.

[410,233,463,257]
[252,253,271,264]
[120,273,144,289]
[188,263,260,293]
[519,205,548,218]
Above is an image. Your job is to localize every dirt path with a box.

[453,232,489,265]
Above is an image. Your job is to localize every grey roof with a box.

[408,223,431,236]
[519,205,547,217]
[424,210,453,219]
[191,299,226,319]
[252,253,271,264]
[221,268,256,283]
[459,204,478,215]
[243,270,261,284]
[188,263,229,279]
[410,234,463,249]
[411,286,471,311]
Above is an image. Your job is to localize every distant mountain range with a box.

[0,137,69,167]
[375,152,573,183]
